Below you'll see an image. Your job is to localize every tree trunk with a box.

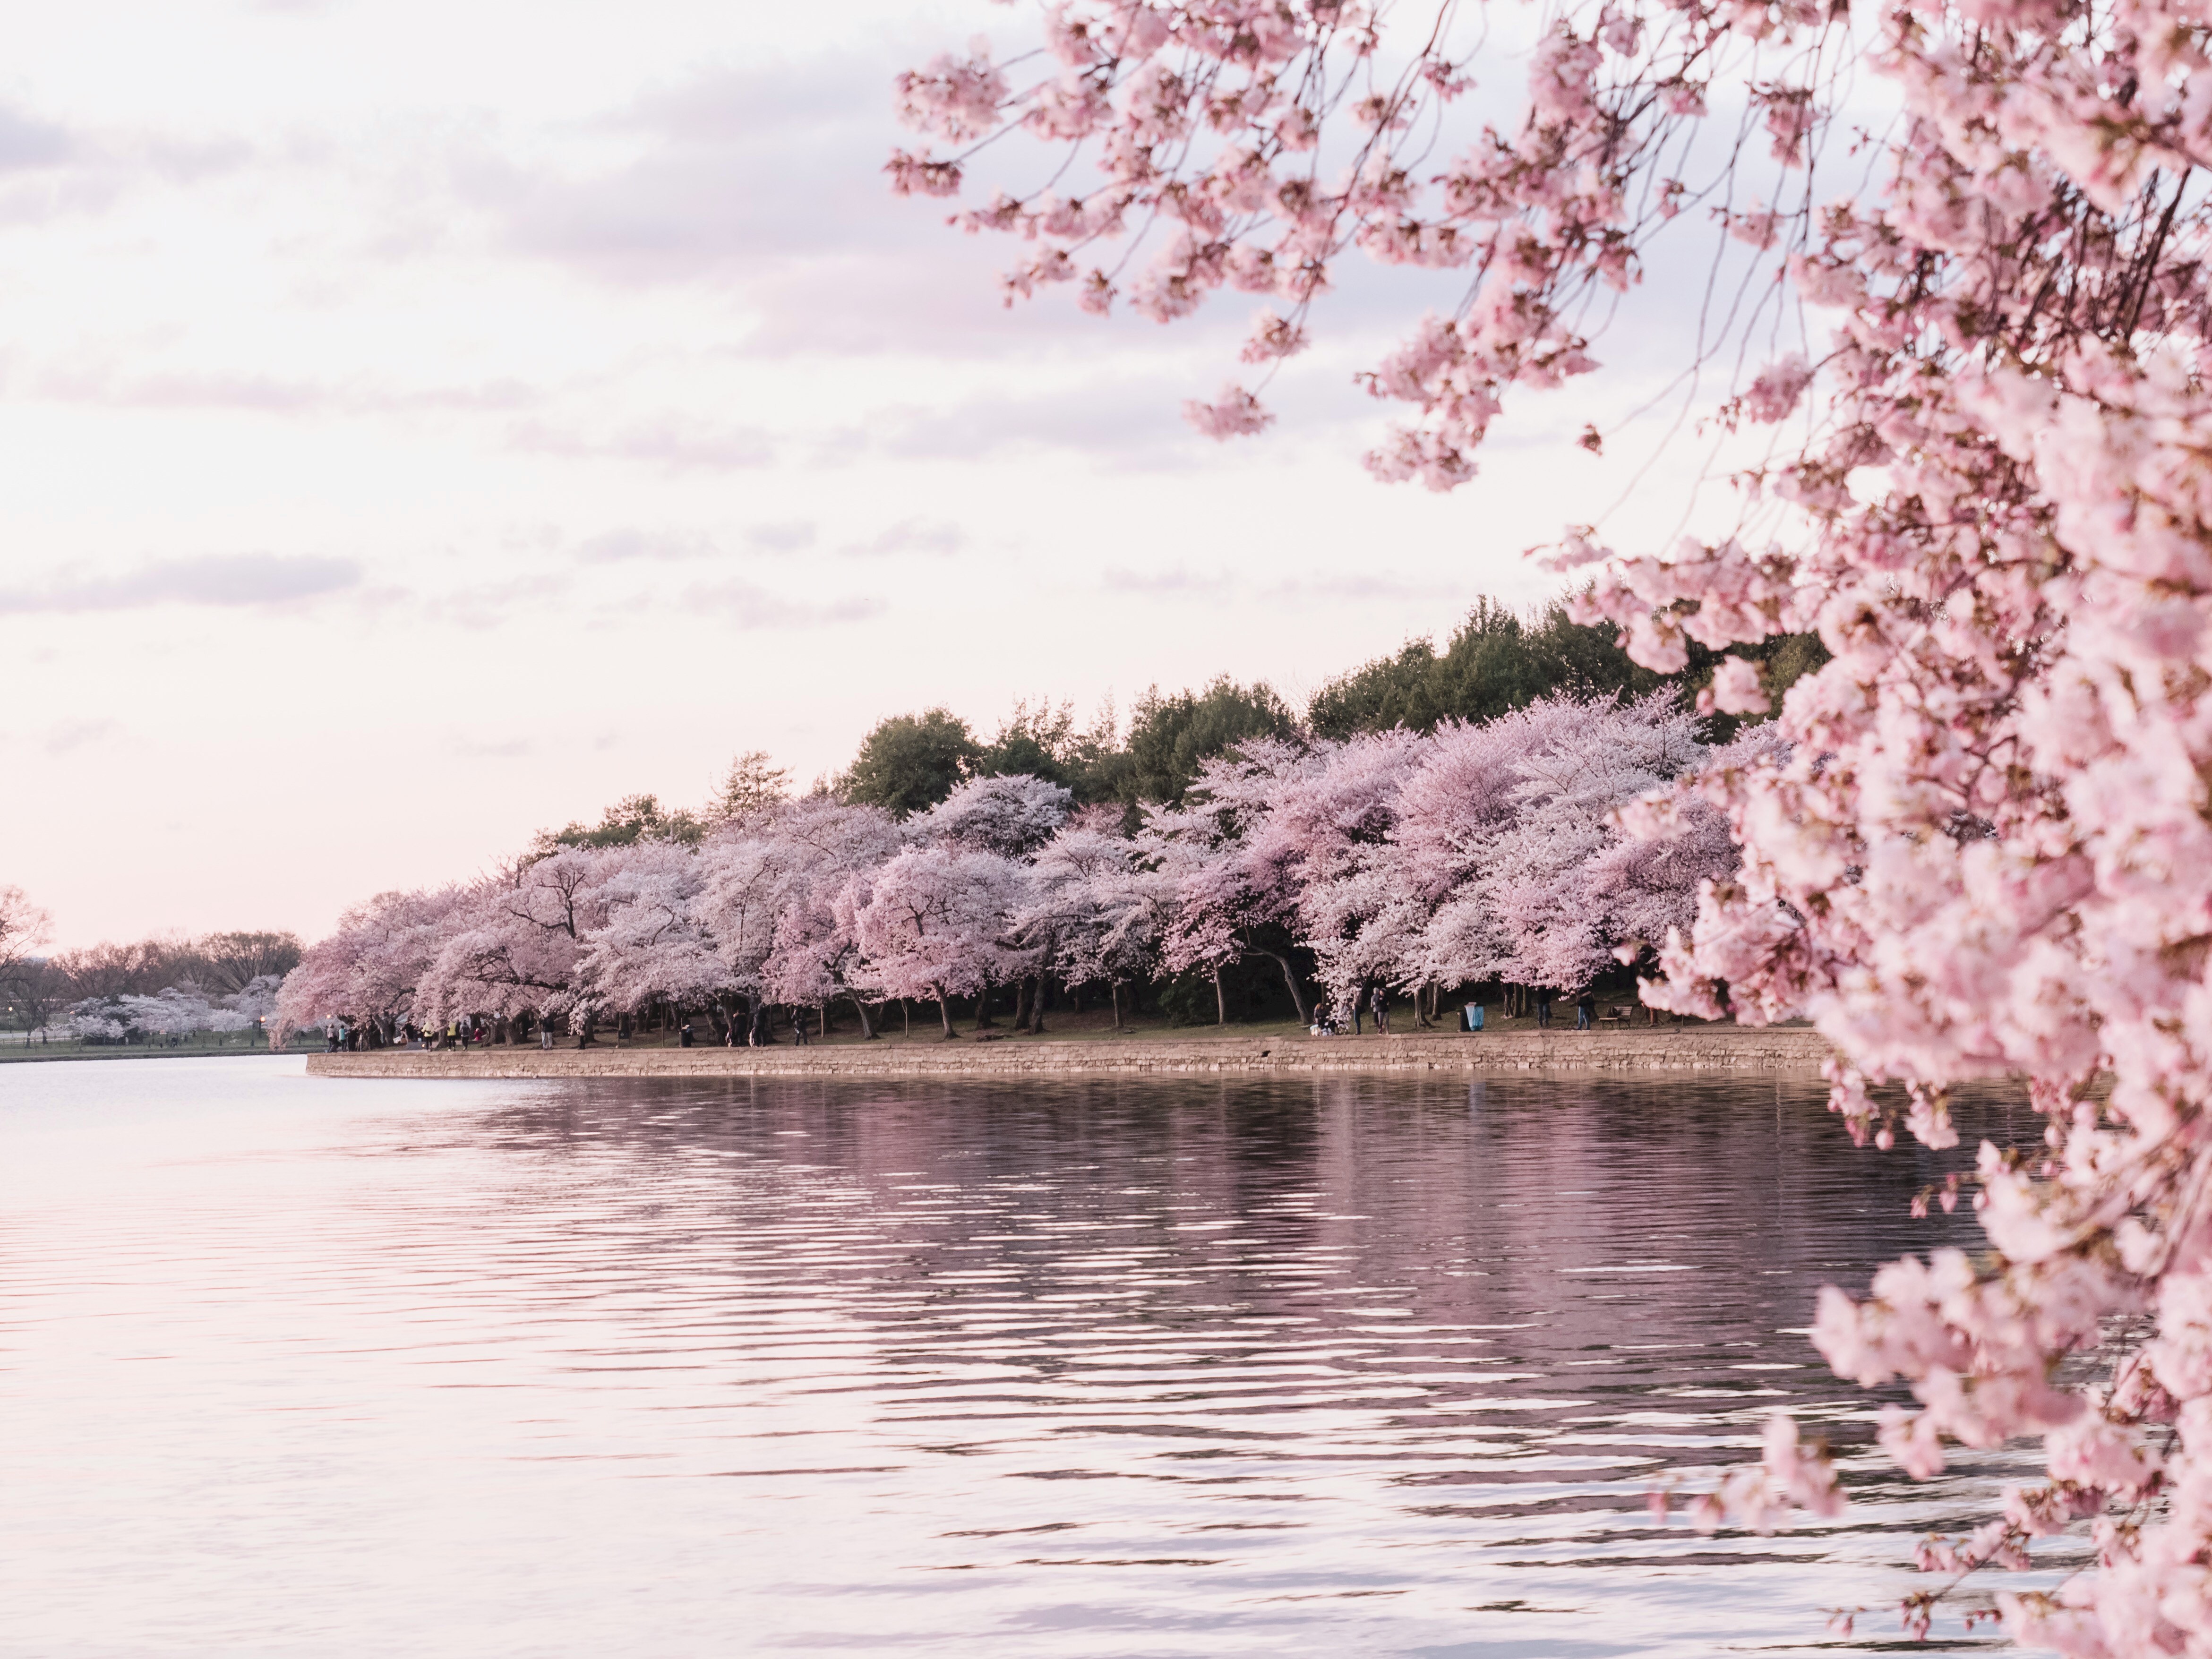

[1261,951,1311,1024]
[935,989,957,1038]
[850,992,876,1040]
[974,978,996,1028]
[1012,977,1031,1032]
[1110,980,1123,1031]
[901,998,910,1036]
[1214,965,1226,1025]
[1031,976,1046,1035]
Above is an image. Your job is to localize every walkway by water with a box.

[309,1025,1834,1080]
[0,1059,2035,1656]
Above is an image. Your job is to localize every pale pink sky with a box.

[1,0,1775,949]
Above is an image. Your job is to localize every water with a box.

[0,1058,2031,1656]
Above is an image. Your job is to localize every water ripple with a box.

[0,1059,2044,1656]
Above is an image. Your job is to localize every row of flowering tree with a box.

[276,690,1747,1045]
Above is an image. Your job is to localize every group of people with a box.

[1530,989,1603,1030]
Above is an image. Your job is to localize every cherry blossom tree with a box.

[919,773,1074,857]
[1020,823,1175,1028]
[1143,738,1329,1023]
[1474,690,1707,991]
[895,0,2212,1640]
[275,886,463,1042]
[1252,729,1426,1018]
[846,846,1030,1036]
[756,799,907,1035]
[419,848,625,1038]
[578,842,737,1031]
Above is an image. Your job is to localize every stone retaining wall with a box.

[308,1027,1831,1081]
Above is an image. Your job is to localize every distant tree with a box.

[976,700,1078,791]
[7,957,66,1035]
[1310,599,1828,742]
[1122,676,1300,808]
[977,698,1126,804]
[536,793,705,855]
[50,937,191,1000]
[0,887,53,1029]
[840,708,982,817]
[193,930,304,996]
[706,750,793,823]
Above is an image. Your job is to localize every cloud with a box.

[1103,565,1435,605]
[746,520,816,553]
[33,364,541,416]
[43,718,120,757]
[679,579,883,629]
[507,418,775,471]
[0,553,362,614]
[572,529,716,564]
[839,519,963,558]
[455,58,898,285]
[0,109,72,171]
[0,104,255,231]
[866,379,1220,470]
[457,737,532,759]
[446,57,1125,361]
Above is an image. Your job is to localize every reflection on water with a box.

[0,1058,2027,1656]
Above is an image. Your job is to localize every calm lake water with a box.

[0,1058,2032,1656]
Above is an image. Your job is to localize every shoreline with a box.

[307,1026,1832,1080]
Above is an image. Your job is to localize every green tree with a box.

[1310,597,1827,741]
[706,750,793,822]
[977,698,1127,804]
[536,793,704,855]
[1122,676,1301,807]
[840,708,982,817]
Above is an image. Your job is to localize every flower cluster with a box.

[892,0,1833,482]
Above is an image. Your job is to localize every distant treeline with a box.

[540,598,1826,847]
[1,930,304,1034]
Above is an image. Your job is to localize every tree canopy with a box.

[840,708,984,818]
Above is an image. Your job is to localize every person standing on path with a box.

[1576,990,1596,1030]
[1371,986,1389,1035]
[1535,989,1552,1029]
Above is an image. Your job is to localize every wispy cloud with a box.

[679,578,883,629]
[746,520,816,553]
[34,364,540,416]
[43,718,121,757]
[839,518,963,558]
[457,737,532,759]
[1103,565,1437,605]
[507,418,775,471]
[0,553,362,614]
[0,108,72,171]
[868,381,1211,470]
[572,528,716,565]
